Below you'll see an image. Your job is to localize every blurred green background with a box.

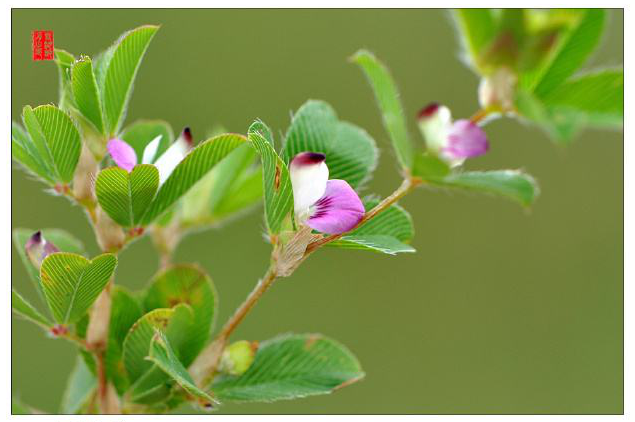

[12,9,623,414]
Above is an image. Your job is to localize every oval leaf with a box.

[282,100,378,189]
[95,164,160,227]
[143,264,217,366]
[212,333,364,402]
[40,252,117,324]
[71,56,105,133]
[352,50,413,170]
[103,25,159,134]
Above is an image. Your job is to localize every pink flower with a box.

[289,152,365,235]
[417,103,488,166]
[107,127,193,184]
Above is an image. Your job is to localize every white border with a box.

[3,3,629,421]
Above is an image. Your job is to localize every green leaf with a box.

[123,304,193,384]
[22,105,82,184]
[11,121,55,184]
[121,120,174,164]
[12,289,52,329]
[11,397,34,415]
[13,228,85,303]
[105,286,144,394]
[213,333,364,402]
[54,49,76,111]
[329,198,415,255]
[148,331,216,405]
[212,167,263,221]
[453,9,497,69]
[71,56,105,133]
[248,121,293,234]
[352,50,413,170]
[95,164,160,227]
[523,9,606,95]
[102,25,159,134]
[282,100,378,189]
[60,356,97,414]
[180,143,260,227]
[330,235,415,255]
[143,264,217,366]
[412,152,451,180]
[40,252,117,325]
[141,133,247,225]
[541,68,623,126]
[432,170,540,207]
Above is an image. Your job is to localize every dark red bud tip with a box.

[292,152,326,166]
[182,127,193,146]
[27,231,43,247]
[50,324,68,337]
[418,103,440,120]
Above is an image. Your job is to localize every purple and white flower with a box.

[417,103,488,166]
[107,127,194,184]
[25,231,59,268]
[289,152,365,235]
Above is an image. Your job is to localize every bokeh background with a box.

[11,9,623,414]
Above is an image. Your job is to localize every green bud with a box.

[220,340,258,376]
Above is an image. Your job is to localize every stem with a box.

[219,266,278,341]
[470,108,489,124]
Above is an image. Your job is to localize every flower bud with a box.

[478,67,517,112]
[442,120,489,161]
[220,340,258,376]
[289,152,329,216]
[417,103,452,154]
[25,231,59,269]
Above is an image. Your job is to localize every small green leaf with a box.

[541,68,623,126]
[103,25,159,134]
[12,121,55,184]
[212,167,263,220]
[331,235,415,255]
[432,170,540,207]
[144,264,217,366]
[71,56,105,133]
[282,100,378,189]
[121,120,174,164]
[40,252,117,324]
[412,152,451,180]
[213,333,364,402]
[123,304,193,385]
[248,121,293,234]
[95,164,160,227]
[60,356,97,414]
[13,228,85,303]
[22,105,82,184]
[141,134,247,225]
[180,143,260,227]
[12,289,52,329]
[453,9,497,69]
[329,198,415,255]
[105,286,143,394]
[523,9,606,95]
[54,49,76,111]
[352,50,413,170]
[148,331,216,405]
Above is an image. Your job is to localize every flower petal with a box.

[417,103,452,154]
[25,231,59,269]
[306,179,365,235]
[141,134,163,164]
[290,152,329,214]
[107,139,137,172]
[442,119,489,160]
[153,127,193,185]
